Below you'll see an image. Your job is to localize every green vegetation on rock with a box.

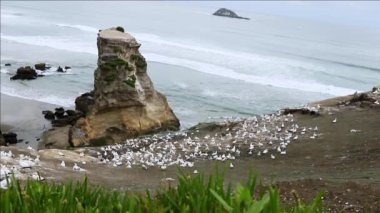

[89,137,110,146]
[104,73,117,82]
[100,58,132,72]
[0,172,323,213]
[111,46,123,53]
[131,54,147,68]
[124,75,136,88]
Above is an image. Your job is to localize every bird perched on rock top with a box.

[332,118,337,123]
[60,161,66,167]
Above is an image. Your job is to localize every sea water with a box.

[1,1,380,128]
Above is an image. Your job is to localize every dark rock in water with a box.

[52,113,83,127]
[10,66,38,80]
[42,110,55,120]
[213,8,249,20]
[3,132,18,144]
[56,66,64,72]
[64,66,71,70]
[0,130,6,146]
[54,107,65,118]
[52,117,71,127]
[75,92,95,114]
[66,109,83,117]
[37,74,45,77]
[35,63,46,71]
[5,63,11,66]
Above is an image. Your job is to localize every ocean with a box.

[1,1,380,128]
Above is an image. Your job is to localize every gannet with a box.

[332,118,337,123]
[32,172,45,181]
[60,160,66,167]
[0,178,10,189]
[19,158,35,168]
[73,163,85,171]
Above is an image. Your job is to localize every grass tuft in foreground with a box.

[0,171,323,212]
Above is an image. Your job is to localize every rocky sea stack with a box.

[213,8,249,20]
[69,27,180,146]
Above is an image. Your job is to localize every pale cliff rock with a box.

[70,27,180,146]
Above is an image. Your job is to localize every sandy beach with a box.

[1,93,59,148]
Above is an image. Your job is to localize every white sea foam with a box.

[145,53,357,96]
[0,68,9,74]
[173,81,188,89]
[1,33,97,55]
[1,24,359,97]
[1,86,75,107]
[56,23,99,33]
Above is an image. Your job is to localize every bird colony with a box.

[95,110,320,170]
[0,109,321,188]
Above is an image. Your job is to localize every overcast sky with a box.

[184,1,380,29]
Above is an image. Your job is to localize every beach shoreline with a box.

[0,93,61,148]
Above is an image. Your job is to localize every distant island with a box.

[212,8,249,20]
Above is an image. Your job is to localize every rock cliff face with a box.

[213,8,249,20]
[71,27,180,146]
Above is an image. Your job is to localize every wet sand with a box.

[0,93,57,148]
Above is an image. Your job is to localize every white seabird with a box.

[60,161,66,167]
[73,163,85,171]
[0,178,10,189]
[32,172,45,181]
[19,158,35,168]
[332,118,337,123]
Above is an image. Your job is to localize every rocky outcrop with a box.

[70,27,180,146]
[42,108,84,127]
[2,132,18,144]
[0,130,6,146]
[34,63,47,71]
[213,8,249,20]
[75,92,95,114]
[10,66,38,80]
[56,66,64,72]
